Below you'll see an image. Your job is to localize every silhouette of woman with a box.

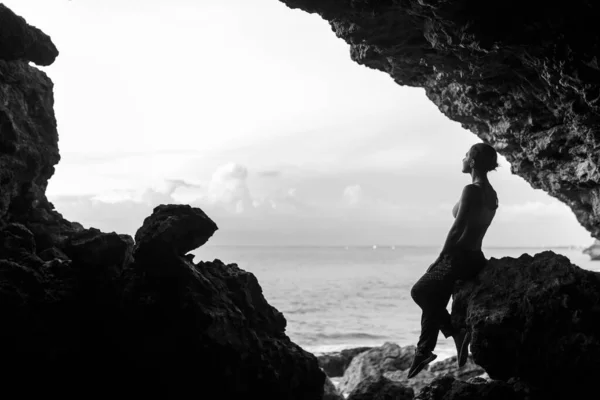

[407,143,499,379]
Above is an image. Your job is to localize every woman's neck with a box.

[471,170,489,185]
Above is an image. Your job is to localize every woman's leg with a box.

[411,256,456,353]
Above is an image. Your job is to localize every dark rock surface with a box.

[0,4,58,65]
[347,375,414,400]
[451,251,600,397]
[0,5,325,398]
[583,239,600,260]
[338,342,415,395]
[384,356,485,394]
[317,346,373,377]
[415,376,538,400]
[279,0,600,239]
[323,376,344,400]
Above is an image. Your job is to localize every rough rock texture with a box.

[0,6,325,398]
[336,343,483,396]
[279,0,600,239]
[384,356,485,394]
[451,251,600,397]
[415,376,538,400]
[583,239,600,260]
[323,377,345,400]
[133,204,218,259]
[339,342,416,395]
[347,376,414,400]
[317,346,373,377]
[0,4,58,65]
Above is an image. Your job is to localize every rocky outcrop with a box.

[450,251,600,397]
[339,342,415,395]
[0,6,325,398]
[337,342,485,396]
[323,377,344,400]
[415,376,538,400]
[279,0,600,239]
[347,376,414,400]
[317,346,373,377]
[583,239,600,260]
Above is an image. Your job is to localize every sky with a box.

[5,0,594,247]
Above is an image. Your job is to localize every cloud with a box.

[499,201,572,218]
[343,184,363,207]
[258,170,281,178]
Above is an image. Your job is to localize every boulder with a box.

[0,4,58,66]
[323,376,344,400]
[347,375,414,400]
[383,356,485,394]
[338,342,415,395]
[451,251,600,396]
[318,346,373,377]
[133,204,218,260]
[415,376,539,400]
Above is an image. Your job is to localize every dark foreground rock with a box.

[348,375,414,400]
[415,376,539,400]
[339,342,415,395]
[318,346,373,377]
[323,377,344,400]
[451,251,600,397]
[0,6,325,398]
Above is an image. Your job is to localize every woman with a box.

[407,143,499,379]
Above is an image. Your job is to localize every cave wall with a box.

[279,0,600,239]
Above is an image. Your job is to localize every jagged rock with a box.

[122,256,325,398]
[450,251,600,396]
[583,239,600,260]
[38,246,69,262]
[383,356,485,394]
[318,346,373,377]
[338,342,415,395]
[415,375,535,400]
[323,376,344,400]
[0,5,58,66]
[64,228,134,271]
[279,0,600,240]
[347,375,414,400]
[133,204,218,260]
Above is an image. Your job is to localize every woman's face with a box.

[462,149,473,173]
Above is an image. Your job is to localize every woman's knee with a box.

[411,281,424,305]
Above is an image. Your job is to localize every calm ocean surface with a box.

[192,245,599,360]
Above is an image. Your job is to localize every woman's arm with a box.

[440,185,479,255]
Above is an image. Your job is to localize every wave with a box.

[312,332,389,340]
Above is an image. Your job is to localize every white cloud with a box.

[499,201,572,218]
[343,185,363,206]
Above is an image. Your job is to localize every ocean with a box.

[192,245,599,360]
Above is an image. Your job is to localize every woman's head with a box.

[462,143,498,174]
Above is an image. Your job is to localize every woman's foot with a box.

[407,349,437,379]
[453,329,471,367]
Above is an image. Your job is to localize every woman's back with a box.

[452,183,498,251]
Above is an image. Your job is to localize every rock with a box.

[338,342,415,395]
[318,346,373,377]
[347,375,414,400]
[133,204,218,260]
[279,0,600,241]
[383,355,485,394]
[38,246,69,262]
[122,256,325,398]
[415,375,535,400]
[323,376,344,400]
[0,4,58,65]
[451,251,600,397]
[582,240,600,260]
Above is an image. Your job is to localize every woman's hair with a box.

[470,143,498,172]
